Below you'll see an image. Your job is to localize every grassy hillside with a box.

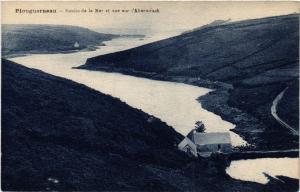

[1,59,184,190]
[79,14,299,149]
[2,24,118,57]
[3,59,281,191]
[81,14,298,81]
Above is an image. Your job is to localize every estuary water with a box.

[10,37,245,146]
[9,36,298,184]
[226,157,299,184]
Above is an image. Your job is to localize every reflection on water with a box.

[10,37,246,146]
[226,158,299,184]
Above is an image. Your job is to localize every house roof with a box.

[186,129,195,141]
[193,132,231,145]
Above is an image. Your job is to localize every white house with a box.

[178,129,232,157]
[74,42,80,48]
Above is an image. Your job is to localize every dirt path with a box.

[271,87,298,136]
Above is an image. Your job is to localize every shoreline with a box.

[74,67,256,144]
[75,65,298,151]
[6,44,297,151]
[2,44,106,59]
[2,35,145,59]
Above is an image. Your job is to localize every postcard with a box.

[1,1,299,191]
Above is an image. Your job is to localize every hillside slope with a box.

[79,14,299,149]
[3,59,277,191]
[2,24,117,57]
[81,14,298,82]
[1,59,185,190]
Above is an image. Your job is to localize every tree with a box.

[195,121,205,132]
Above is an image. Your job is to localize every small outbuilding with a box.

[178,129,232,157]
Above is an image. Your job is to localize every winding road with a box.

[271,87,299,136]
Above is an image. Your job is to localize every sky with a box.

[2,1,299,33]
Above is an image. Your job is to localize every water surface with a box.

[9,36,299,184]
[226,158,299,184]
[10,37,245,146]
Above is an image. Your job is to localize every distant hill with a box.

[92,27,152,35]
[181,19,231,34]
[79,14,299,149]
[2,24,118,56]
[81,14,298,83]
[2,59,273,191]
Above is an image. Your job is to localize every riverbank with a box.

[1,24,119,57]
[77,14,299,151]
[3,35,147,59]
[198,86,298,150]
[2,44,106,59]
[76,65,299,151]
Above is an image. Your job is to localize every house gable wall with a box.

[178,137,198,157]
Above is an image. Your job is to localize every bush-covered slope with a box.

[79,14,299,149]
[2,24,117,56]
[1,59,188,190]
